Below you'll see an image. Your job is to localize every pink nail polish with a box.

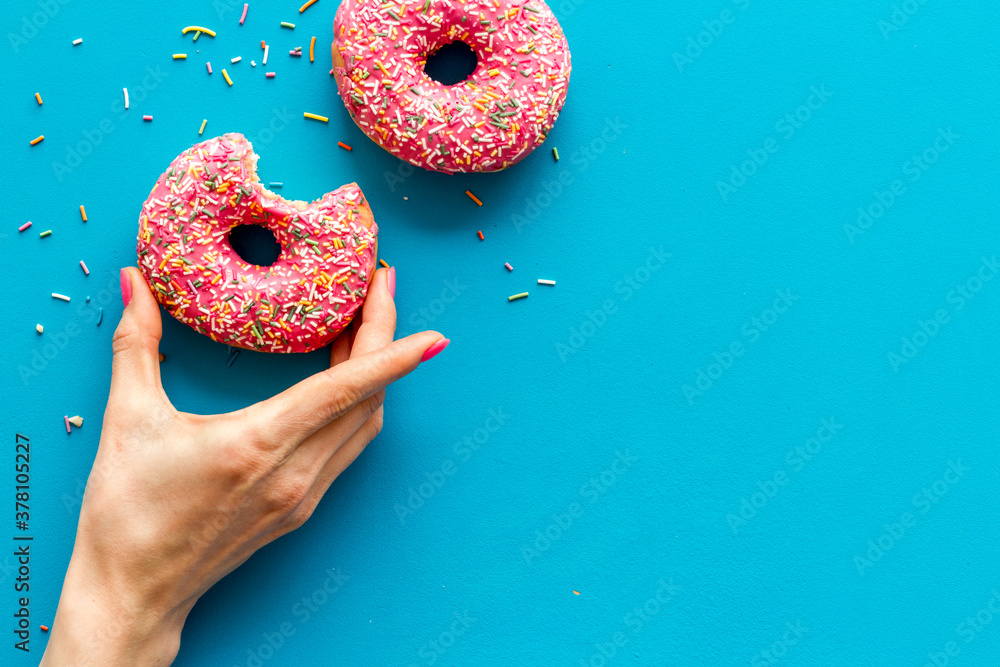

[120,268,132,307]
[387,266,396,299]
[420,338,450,363]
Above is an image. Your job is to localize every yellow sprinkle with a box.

[35,324,43,334]
[181,26,216,37]
[199,119,207,135]
[173,53,188,59]
[303,112,328,122]
[508,292,529,302]
[222,69,233,86]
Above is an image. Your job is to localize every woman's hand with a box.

[39,266,448,666]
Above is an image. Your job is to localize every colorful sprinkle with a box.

[231,56,241,63]
[29,135,44,146]
[508,292,529,302]
[300,0,318,13]
[79,205,87,222]
[304,112,329,122]
[265,72,275,78]
[477,230,484,240]
[72,38,82,45]
[199,119,207,135]
[34,92,42,105]
[263,44,269,64]
[143,115,153,121]
[338,141,352,151]
[222,69,233,86]
[379,259,390,269]
[281,21,296,29]
[80,260,90,275]
[553,147,560,161]
[173,53,188,59]
[268,182,283,187]
[289,49,302,57]
[68,415,83,427]
[64,416,71,433]
[505,262,513,271]
[206,61,213,74]
[182,26,217,37]
[40,626,49,633]
[466,190,483,206]
[35,324,43,334]
[39,230,52,238]
[537,279,556,286]
[52,293,70,301]
[18,222,32,232]
[239,3,248,24]
[310,36,316,62]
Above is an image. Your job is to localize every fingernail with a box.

[420,338,450,363]
[120,268,132,308]
[387,266,396,299]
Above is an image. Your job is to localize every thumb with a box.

[110,267,164,400]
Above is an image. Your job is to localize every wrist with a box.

[40,553,188,667]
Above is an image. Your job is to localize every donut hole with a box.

[228,224,282,267]
[424,41,478,85]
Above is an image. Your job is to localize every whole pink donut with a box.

[332,0,571,173]
[136,133,378,353]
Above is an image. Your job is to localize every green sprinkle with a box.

[39,230,52,238]
[552,147,560,161]
[281,21,295,29]
[423,0,430,13]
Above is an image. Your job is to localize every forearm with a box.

[39,556,186,667]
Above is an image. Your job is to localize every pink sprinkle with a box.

[265,72,275,78]
[239,3,248,24]
[143,115,153,121]
[79,260,90,275]
[329,68,334,75]
[64,416,70,434]
[289,50,301,57]
[18,221,32,232]
[505,262,513,271]
[206,61,213,74]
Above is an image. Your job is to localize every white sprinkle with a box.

[251,60,256,67]
[263,44,269,64]
[537,279,556,286]
[72,38,82,45]
[231,56,242,63]
[123,87,129,109]
[68,415,84,427]
[52,293,71,301]
[35,324,44,334]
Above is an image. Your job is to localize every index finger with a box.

[248,329,445,449]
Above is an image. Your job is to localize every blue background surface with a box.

[2,0,999,665]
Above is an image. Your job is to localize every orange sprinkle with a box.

[34,92,42,105]
[299,0,318,12]
[466,190,483,206]
[338,141,352,151]
[379,259,390,269]
[29,135,44,146]
[477,230,484,240]
[40,625,49,632]
[573,590,580,596]
[79,205,87,222]
[309,36,316,62]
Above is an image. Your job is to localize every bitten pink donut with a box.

[332,0,571,173]
[136,133,378,353]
